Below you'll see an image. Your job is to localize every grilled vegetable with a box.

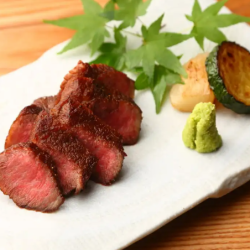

[170,53,215,112]
[206,41,250,114]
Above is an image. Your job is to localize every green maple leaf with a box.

[126,14,188,79]
[90,29,127,70]
[135,65,183,113]
[44,0,111,54]
[187,0,250,49]
[99,1,115,20]
[152,66,184,113]
[114,0,152,29]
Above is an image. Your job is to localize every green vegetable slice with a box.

[206,41,250,114]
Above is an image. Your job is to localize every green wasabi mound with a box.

[182,102,222,153]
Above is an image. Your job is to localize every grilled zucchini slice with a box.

[206,41,250,114]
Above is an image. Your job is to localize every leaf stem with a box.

[105,25,142,38]
[122,30,143,38]
[105,24,115,30]
[160,24,166,30]
[137,17,145,26]
[178,26,193,33]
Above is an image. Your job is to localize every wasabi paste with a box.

[182,102,222,153]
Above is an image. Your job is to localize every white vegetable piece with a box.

[170,53,215,112]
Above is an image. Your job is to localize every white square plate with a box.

[1,0,250,249]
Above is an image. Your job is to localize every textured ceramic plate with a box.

[1,0,250,249]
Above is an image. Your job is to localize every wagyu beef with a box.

[55,64,142,145]
[5,96,56,149]
[61,61,135,98]
[5,105,43,149]
[52,100,125,185]
[91,64,135,99]
[89,84,142,145]
[33,96,56,110]
[0,142,64,212]
[2,61,142,213]
[31,111,97,196]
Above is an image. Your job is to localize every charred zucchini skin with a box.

[206,42,250,114]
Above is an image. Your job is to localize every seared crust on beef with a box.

[31,111,97,196]
[5,105,43,149]
[33,96,56,111]
[90,93,142,145]
[19,105,43,115]
[55,62,93,105]
[0,142,64,213]
[55,63,142,144]
[85,80,142,145]
[1,61,142,213]
[56,61,134,100]
[56,76,95,108]
[55,99,124,153]
[5,96,56,149]
[91,63,135,98]
[52,99,125,185]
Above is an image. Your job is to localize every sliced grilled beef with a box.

[52,100,125,185]
[31,111,96,196]
[55,69,142,145]
[33,96,56,110]
[60,61,135,98]
[91,63,135,99]
[5,96,56,149]
[56,76,93,107]
[91,92,142,145]
[5,105,43,149]
[0,142,64,212]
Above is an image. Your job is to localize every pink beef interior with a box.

[31,111,95,196]
[42,148,84,196]
[55,75,141,145]
[93,100,142,145]
[72,127,123,184]
[54,102,124,185]
[0,144,64,212]
[5,114,38,149]
[96,70,135,99]
[5,105,43,149]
